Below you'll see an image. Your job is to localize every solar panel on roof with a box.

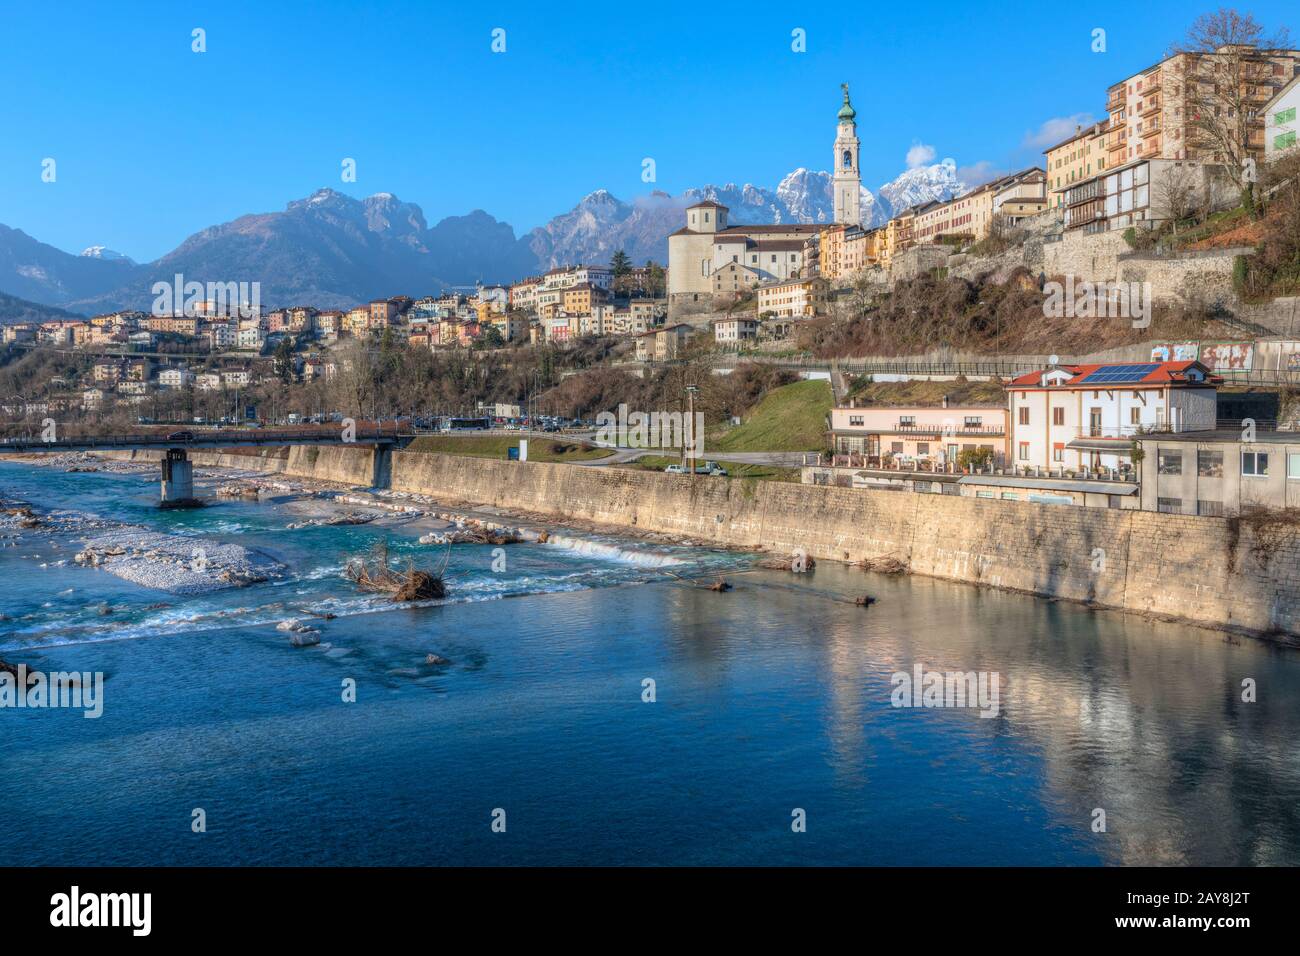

[1078,363,1159,384]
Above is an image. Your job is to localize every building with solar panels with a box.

[1006,361,1220,476]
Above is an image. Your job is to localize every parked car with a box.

[166,430,195,442]
[663,464,686,474]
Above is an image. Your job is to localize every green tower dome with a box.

[838,83,856,121]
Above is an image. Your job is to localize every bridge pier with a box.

[160,448,202,509]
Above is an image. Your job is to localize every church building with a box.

[667,85,862,316]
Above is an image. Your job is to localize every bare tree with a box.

[1155,163,1202,234]
[1171,9,1292,216]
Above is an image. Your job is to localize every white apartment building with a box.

[158,367,193,389]
[539,265,614,293]
[1007,361,1219,473]
[196,372,222,392]
[206,321,237,349]
[1265,74,1300,160]
[237,327,266,350]
[713,316,758,344]
[222,369,251,387]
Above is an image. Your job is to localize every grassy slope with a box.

[709,379,832,452]
[405,435,612,462]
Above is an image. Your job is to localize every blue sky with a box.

[0,0,1294,261]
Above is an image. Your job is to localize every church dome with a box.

[838,85,856,121]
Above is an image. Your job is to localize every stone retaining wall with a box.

[386,452,1300,637]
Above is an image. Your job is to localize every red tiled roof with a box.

[1008,360,1220,388]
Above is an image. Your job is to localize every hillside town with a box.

[1,11,1299,529]
[5,19,1299,429]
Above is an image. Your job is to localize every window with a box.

[1289,453,1300,479]
[1198,450,1223,477]
[1197,499,1225,517]
[899,415,916,426]
[1158,451,1183,475]
[1243,451,1269,476]
[1158,497,1183,514]
[916,443,929,455]
[1276,106,1297,125]
[1052,407,1064,426]
[1276,131,1297,150]
[963,416,982,427]
[1019,442,1031,460]
[1000,492,1019,500]
[976,490,994,498]
[1130,407,1141,425]
[890,442,904,454]
[1018,407,1030,425]
[1053,442,1064,462]
[848,415,864,426]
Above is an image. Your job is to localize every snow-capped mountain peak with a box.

[79,245,135,263]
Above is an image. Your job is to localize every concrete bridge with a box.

[0,427,415,508]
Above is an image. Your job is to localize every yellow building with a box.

[561,283,609,316]
[883,209,916,265]
[1045,122,1110,208]
[757,277,830,318]
[145,315,199,336]
[344,307,370,336]
[492,313,529,342]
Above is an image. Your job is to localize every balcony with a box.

[1106,87,1125,110]
[892,422,1005,436]
[1139,97,1161,117]
[831,422,1006,438]
[1141,73,1162,94]
[1066,180,1104,206]
[1141,121,1162,138]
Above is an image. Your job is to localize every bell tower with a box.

[833,83,861,226]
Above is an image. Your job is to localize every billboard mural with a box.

[1198,342,1254,372]
[1150,342,1199,362]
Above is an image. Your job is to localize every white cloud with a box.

[1022,113,1097,151]
[956,161,1006,188]
[906,142,937,168]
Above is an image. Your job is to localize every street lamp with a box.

[685,384,699,474]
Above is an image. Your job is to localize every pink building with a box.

[828,401,1009,470]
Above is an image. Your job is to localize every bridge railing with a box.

[0,427,415,450]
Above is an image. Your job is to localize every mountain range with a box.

[0,161,968,317]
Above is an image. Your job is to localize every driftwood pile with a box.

[345,539,448,602]
[858,556,908,575]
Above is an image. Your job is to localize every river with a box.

[2,458,1299,866]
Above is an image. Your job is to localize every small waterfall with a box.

[542,534,683,568]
